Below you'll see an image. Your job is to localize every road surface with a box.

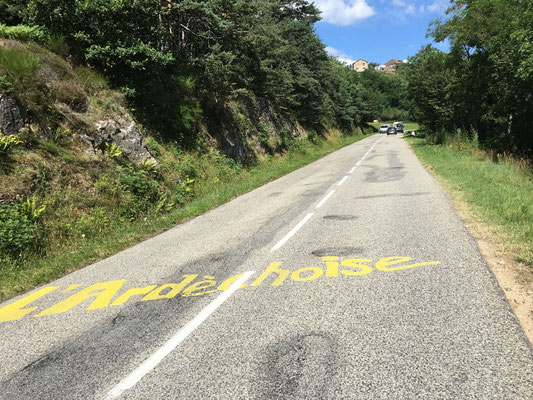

[1,134,531,399]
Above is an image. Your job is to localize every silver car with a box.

[379,125,389,134]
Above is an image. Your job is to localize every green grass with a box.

[0,132,369,300]
[0,45,40,83]
[406,136,533,266]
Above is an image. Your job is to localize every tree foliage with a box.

[0,0,27,25]
[0,0,410,142]
[407,0,533,156]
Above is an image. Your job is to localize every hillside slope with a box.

[0,38,365,298]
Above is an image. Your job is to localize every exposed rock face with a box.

[209,97,306,163]
[89,118,156,164]
[0,93,27,135]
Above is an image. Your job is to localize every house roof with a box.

[385,58,400,66]
[353,59,368,64]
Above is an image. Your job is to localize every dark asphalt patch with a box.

[254,332,338,399]
[302,182,328,186]
[301,189,324,197]
[311,247,364,257]
[354,192,432,200]
[364,151,406,182]
[322,215,358,221]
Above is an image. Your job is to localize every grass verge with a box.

[406,134,533,342]
[0,132,368,300]
[406,135,532,266]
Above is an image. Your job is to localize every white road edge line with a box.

[271,213,314,251]
[316,190,335,209]
[103,271,255,400]
[348,167,356,174]
[337,176,349,186]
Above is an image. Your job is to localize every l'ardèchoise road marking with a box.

[0,256,440,323]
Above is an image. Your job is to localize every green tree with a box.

[0,0,28,25]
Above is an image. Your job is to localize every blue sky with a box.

[312,0,451,65]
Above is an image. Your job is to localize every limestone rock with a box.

[92,118,156,164]
[0,93,27,135]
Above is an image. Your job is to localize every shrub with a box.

[0,204,38,261]
[0,24,49,44]
[0,74,10,90]
[95,173,119,197]
[145,138,160,158]
[257,122,271,151]
[117,164,160,218]
[307,129,318,143]
[49,80,88,112]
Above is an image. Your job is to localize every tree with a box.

[0,0,28,25]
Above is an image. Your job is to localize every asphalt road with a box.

[1,134,532,399]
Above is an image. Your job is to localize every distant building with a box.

[352,59,369,72]
[378,58,406,72]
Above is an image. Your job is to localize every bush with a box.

[0,24,49,44]
[307,129,318,143]
[49,80,88,112]
[0,204,38,261]
[117,164,160,218]
[0,75,10,90]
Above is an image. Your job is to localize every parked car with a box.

[379,125,389,134]
[393,121,404,133]
[386,126,397,135]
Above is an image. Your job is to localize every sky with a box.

[312,0,451,65]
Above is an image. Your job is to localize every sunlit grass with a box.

[407,136,532,266]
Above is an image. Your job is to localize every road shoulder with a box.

[405,136,533,344]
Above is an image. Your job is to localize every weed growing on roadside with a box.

[0,134,23,155]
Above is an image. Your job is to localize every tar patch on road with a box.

[311,247,364,257]
[254,332,338,399]
[364,152,406,183]
[354,192,432,200]
[322,215,358,221]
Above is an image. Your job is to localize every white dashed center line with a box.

[272,137,381,252]
[337,176,349,186]
[271,213,314,251]
[316,190,336,209]
[104,271,255,400]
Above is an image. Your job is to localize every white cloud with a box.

[392,0,449,16]
[393,0,416,15]
[426,0,449,13]
[325,46,355,65]
[405,4,416,14]
[314,0,375,26]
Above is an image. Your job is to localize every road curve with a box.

[1,134,531,399]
